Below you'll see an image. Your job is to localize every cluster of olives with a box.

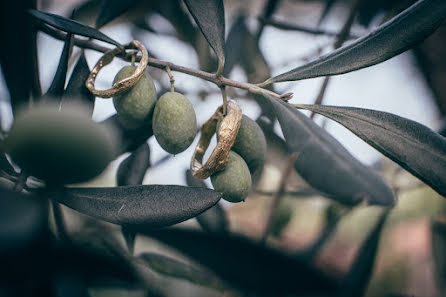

[113,65,197,155]
[211,115,267,203]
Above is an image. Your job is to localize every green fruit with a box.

[271,200,293,238]
[152,92,197,154]
[218,115,266,171]
[4,102,118,185]
[113,65,157,127]
[211,151,252,203]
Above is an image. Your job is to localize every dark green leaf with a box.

[318,0,337,25]
[48,185,221,229]
[260,94,394,206]
[263,0,446,84]
[63,52,95,116]
[117,143,151,186]
[185,170,228,234]
[141,229,339,296]
[96,0,137,28]
[339,210,389,297]
[184,0,226,74]
[29,9,121,46]
[257,0,282,37]
[432,219,446,295]
[138,253,227,291]
[0,0,39,113]
[46,32,74,98]
[294,104,446,198]
[223,15,248,77]
[0,152,16,176]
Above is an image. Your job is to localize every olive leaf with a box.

[95,0,137,28]
[63,52,95,116]
[117,143,151,186]
[141,228,339,296]
[260,93,394,206]
[262,0,446,85]
[47,185,221,229]
[294,104,446,198]
[138,253,227,291]
[28,9,121,46]
[318,0,337,25]
[432,219,446,295]
[45,32,74,98]
[185,170,228,234]
[339,210,389,297]
[223,15,247,77]
[183,0,226,75]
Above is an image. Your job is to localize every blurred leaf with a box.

[142,228,339,296]
[260,94,394,206]
[184,0,226,74]
[102,114,153,155]
[63,52,95,116]
[29,9,121,46]
[71,0,103,27]
[138,253,227,291]
[0,152,16,176]
[432,219,446,295]
[339,210,389,297]
[257,0,282,38]
[295,104,446,198]
[46,33,74,98]
[48,185,221,229]
[223,15,247,77]
[96,0,138,28]
[262,0,446,84]
[0,0,39,113]
[185,170,228,234]
[117,143,151,186]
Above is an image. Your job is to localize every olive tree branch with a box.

[38,23,290,101]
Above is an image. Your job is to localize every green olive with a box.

[4,102,118,185]
[211,151,252,203]
[152,91,197,154]
[218,114,266,183]
[113,65,157,128]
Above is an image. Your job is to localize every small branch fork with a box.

[38,23,291,101]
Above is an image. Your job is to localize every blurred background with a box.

[1,0,446,296]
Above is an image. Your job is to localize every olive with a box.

[152,91,197,154]
[113,65,157,128]
[4,102,118,185]
[211,151,252,203]
[218,114,266,183]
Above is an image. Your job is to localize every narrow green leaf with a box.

[432,219,446,295]
[260,94,394,206]
[63,52,95,116]
[295,104,446,198]
[339,210,389,297]
[48,185,221,229]
[141,229,339,296]
[223,15,247,77]
[138,253,227,291]
[186,170,228,234]
[263,0,446,84]
[45,32,74,98]
[96,0,137,28]
[184,0,226,75]
[117,143,151,186]
[29,9,121,46]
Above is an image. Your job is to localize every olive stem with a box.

[260,152,299,245]
[38,23,291,101]
[221,87,228,115]
[165,65,175,92]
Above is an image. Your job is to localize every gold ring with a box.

[85,40,149,98]
[190,100,242,179]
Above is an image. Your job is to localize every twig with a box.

[38,23,289,101]
[260,17,359,39]
[165,65,175,92]
[260,152,299,245]
[310,0,362,118]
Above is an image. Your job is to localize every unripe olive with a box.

[113,66,157,128]
[152,92,197,154]
[211,151,252,203]
[4,102,118,185]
